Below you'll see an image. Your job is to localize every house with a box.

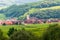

[46,19,59,23]
[37,19,43,24]
[24,15,44,24]
[5,20,13,25]
[46,19,51,23]
[0,20,3,25]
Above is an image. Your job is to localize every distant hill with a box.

[0,0,60,20]
[20,6,60,20]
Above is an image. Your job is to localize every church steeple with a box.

[27,15,30,20]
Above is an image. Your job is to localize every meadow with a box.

[0,23,59,38]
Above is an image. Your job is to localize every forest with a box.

[0,0,60,20]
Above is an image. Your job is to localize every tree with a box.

[9,28,38,40]
[7,27,17,37]
[0,29,8,40]
[42,24,60,40]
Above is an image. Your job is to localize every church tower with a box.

[27,15,30,20]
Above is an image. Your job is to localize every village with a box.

[0,15,60,25]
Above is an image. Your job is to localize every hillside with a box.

[0,0,60,20]
[19,6,60,20]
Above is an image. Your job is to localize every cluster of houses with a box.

[0,18,21,25]
[24,15,60,24]
[0,15,60,25]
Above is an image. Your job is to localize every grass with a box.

[0,23,57,38]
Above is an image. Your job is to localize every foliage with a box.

[0,29,8,40]
[7,27,17,36]
[9,28,38,40]
[21,6,60,19]
[42,24,60,40]
[0,0,60,19]
[0,14,6,20]
[0,24,60,40]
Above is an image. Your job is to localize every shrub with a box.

[7,27,17,36]
[9,28,38,40]
[42,24,60,40]
[0,29,8,40]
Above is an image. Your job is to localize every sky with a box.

[0,0,41,6]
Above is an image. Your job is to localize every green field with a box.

[0,23,59,38]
